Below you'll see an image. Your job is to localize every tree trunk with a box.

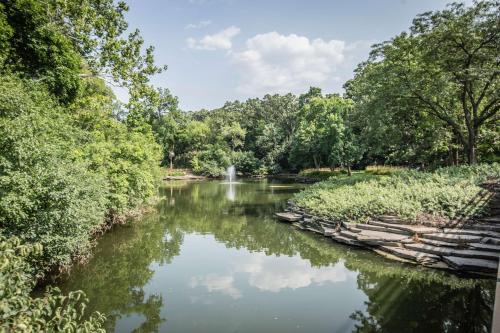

[452,148,459,166]
[449,135,459,166]
[347,165,352,176]
[466,129,477,165]
[313,155,320,170]
[169,157,173,170]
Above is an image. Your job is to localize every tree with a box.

[345,61,453,167]
[290,94,357,171]
[330,113,363,176]
[355,1,499,165]
[222,122,246,152]
[1,0,166,104]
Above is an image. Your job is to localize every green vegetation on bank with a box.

[293,164,500,223]
[0,236,105,332]
[0,0,173,331]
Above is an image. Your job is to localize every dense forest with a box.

[0,0,498,331]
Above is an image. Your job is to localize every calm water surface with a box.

[58,180,495,333]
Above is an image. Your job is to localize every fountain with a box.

[224,165,237,201]
[226,165,236,183]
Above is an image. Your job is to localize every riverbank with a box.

[276,165,500,275]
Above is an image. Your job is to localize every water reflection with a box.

[57,180,495,333]
[225,182,236,201]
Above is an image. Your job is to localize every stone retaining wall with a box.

[276,195,500,276]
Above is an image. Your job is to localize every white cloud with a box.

[235,253,353,292]
[190,274,242,299]
[187,26,240,50]
[189,253,355,300]
[231,31,371,95]
[185,20,212,29]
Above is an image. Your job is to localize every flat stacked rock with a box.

[275,190,500,275]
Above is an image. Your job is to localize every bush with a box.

[0,236,105,332]
[0,76,162,270]
[73,78,163,214]
[232,151,262,175]
[0,77,107,268]
[190,145,231,177]
[293,164,499,222]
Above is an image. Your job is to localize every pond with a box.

[57,180,495,333]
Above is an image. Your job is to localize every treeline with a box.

[158,1,498,176]
[0,1,173,330]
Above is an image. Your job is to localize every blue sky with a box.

[120,0,471,111]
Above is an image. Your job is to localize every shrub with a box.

[232,151,262,175]
[191,145,231,177]
[0,77,107,269]
[0,236,105,332]
[293,164,499,222]
[0,76,162,270]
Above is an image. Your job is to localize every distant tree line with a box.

[154,1,498,176]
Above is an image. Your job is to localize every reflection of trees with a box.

[350,271,494,333]
[59,180,494,332]
[58,212,184,332]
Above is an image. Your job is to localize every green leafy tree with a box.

[348,1,499,165]
[291,94,357,171]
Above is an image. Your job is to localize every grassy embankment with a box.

[293,164,500,224]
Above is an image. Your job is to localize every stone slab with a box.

[377,215,407,224]
[343,223,362,233]
[442,256,498,273]
[275,212,302,222]
[355,223,410,235]
[322,226,337,237]
[482,237,500,245]
[469,242,500,252]
[331,234,364,247]
[339,229,361,240]
[467,223,500,232]
[492,257,500,332]
[379,245,440,263]
[404,243,499,261]
[373,248,414,264]
[419,238,462,248]
[478,217,500,223]
[369,220,438,235]
[421,233,482,244]
[442,228,500,238]
[355,229,409,242]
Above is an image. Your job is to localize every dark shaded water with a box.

[58,180,495,333]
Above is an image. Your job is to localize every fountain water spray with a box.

[226,165,236,183]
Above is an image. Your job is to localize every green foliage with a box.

[293,164,500,222]
[73,79,162,213]
[232,151,262,175]
[0,0,168,330]
[346,0,499,166]
[0,76,108,268]
[0,236,105,332]
[299,168,351,180]
[290,92,361,171]
[190,144,231,177]
[0,75,162,269]
[153,93,300,175]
